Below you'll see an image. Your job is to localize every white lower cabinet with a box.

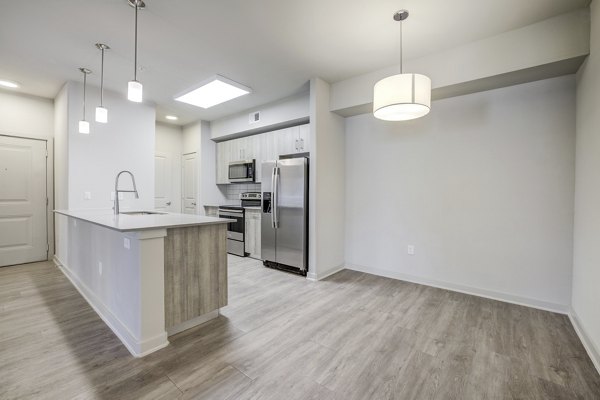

[245,209,261,259]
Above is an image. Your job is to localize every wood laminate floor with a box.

[1,256,599,399]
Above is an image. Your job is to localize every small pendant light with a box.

[373,10,431,121]
[95,43,110,123]
[78,67,92,134]
[127,0,144,102]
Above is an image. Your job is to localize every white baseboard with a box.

[307,264,345,281]
[568,308,600,375]
[53,256,169,358]
[346,263,568,314]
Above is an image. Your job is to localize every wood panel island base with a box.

[53,210,229,357]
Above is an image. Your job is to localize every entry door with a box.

[182,153,197,214]
[0,136,47,267]
[154,151,177,212]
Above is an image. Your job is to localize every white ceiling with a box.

[0,0,590,125]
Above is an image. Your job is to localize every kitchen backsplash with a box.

[221,183,262,205]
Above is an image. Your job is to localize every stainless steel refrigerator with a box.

[261,157,308,275]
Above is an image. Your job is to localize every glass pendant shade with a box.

[95,106,108,123]
[79,120,90,134]
[373,73,431,121]
[128,80,143,102]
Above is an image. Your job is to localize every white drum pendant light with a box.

[127,0,144,102]
[78,67,92,134]
[95,43,110,123]
[373,10,431,121]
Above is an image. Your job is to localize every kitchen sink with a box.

[120,211,167,216]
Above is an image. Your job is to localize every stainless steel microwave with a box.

[228,160,255,182]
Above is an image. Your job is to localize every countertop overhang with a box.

[54,209,230,232]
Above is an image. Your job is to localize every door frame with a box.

[0,133,53,262]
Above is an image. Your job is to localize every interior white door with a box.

[182,153,197,214]
[154,152,177,212]
[0,136,47,267]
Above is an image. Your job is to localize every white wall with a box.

[308,78,346,279]
[0,88,56,258]
[199,121,226,208]
[210,91,309,140]
[54,84,69,259]
[182,121,227,212]
[330,8,590,117]
[155,122,183,212]
[0,90,54,139]
[182,121,201,155]
[65,81,155,211]
[572,0,600,372]
[345,76,576,311]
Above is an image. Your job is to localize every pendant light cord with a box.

[82,72,87,119]
[399,20,403,74]
[134,1,138,82]
[100,48,105,106]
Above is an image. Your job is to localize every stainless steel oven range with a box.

[218,205,246,257]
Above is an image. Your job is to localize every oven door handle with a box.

[219,212,243,217]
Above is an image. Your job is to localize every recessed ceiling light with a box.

[0,79,20,89]
[165,115,178,121]
[175,75,251,109]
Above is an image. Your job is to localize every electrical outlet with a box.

[84,191,91,200]
[124,238,130,250]
[98,261,103,275]
[407,245,415,255]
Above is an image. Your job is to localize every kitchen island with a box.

[53,210,230,357]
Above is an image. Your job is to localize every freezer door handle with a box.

[271,167,276,228]
[272,166,280,229]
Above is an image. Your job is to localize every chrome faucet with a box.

[114,170,139,215]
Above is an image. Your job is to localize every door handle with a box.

[272,167,280,229]
[271,167,276,229]
[191,202,196,206]
[166,201,171,206]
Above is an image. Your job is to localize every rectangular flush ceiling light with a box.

[175,75,251,108]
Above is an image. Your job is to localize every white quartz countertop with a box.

[54,209,230,232]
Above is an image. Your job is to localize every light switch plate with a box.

[407,245,415,255]
[110,191,115,201]
[84,191,91,200]
[124,238,130,249]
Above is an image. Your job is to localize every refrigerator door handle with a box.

[271,167,276,228]
[273,166,280,229]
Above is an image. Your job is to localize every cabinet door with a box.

[247,135,261,183]
[245,213,255,255]
[216,142,229,184]
[245,210,262,259]
[276,127,298,156]
[297,123,310,153]
[253,212,261,259]
[228,138,242,162]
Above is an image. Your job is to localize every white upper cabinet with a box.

[216,141,230,184]
[215,123,310,185]
[297,124,310,153]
